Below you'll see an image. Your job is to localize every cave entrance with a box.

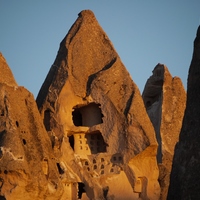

[78,182,86,199]
[72,103,103,127]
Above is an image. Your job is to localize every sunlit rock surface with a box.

[37,10,160,200]
[0,54,64,199]
[142,64,186,200]
[0,53,17,87]
[168,26,200,200]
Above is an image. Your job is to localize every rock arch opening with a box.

[72,103,103,127]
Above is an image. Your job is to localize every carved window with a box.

[72,103,103,127]
[112,154,123,163]
[85,131,107,154]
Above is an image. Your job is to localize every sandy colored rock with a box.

[0,53,17,86]
[37,10,160,200]
[168,26,200,200]
[142,64,186,200]
[0,55,65,199]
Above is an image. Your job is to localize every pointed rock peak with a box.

[143,63,186,200]
[142,63,165,109]
[0,53,17,86]
[197,25,200,37]
[78,9,96,19]
[188,26,200,89]
[37,9,118,106]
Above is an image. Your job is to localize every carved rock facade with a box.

[142,64,186,200]
[36,10,160,200]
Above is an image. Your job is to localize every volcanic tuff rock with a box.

[36,10,160,199]
[0,53,17,87]
[142,64,186,200]
[0,54,64,199]
[167,26,200,200]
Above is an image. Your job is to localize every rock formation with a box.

[142,64,186,200]
[1,9,194,200]
[36,10,160,199]
[167,26,200,200]
[0,53,64,199]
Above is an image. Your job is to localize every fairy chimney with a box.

[0,53,65,200]
[36,10,160,200]
[142,64,186,200]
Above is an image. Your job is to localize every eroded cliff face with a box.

[168,26,200,200]
[142,64,186,200]
[36,10,160,200]
[0,54,64,199]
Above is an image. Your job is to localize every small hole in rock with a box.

[16,121,19,127]
[85,161,89,165]
[93,165,97,170]
[22,139,26,145]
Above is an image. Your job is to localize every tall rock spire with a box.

[142,64,186,200]
[168,26,200,199]
[37,10,160,199]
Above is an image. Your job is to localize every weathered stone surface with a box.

[142,64,186,200]
[0,53,17,86]
[0,55,64,199]
[37,10,160,199]
[167,26,200,200]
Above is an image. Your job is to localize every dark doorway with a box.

[68,135,74,150]
[78,182,86,199]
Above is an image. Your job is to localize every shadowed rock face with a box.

[168,26,200,200]
[0,55,64,199]
[37,10,160,200]
[143,64,186,200]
